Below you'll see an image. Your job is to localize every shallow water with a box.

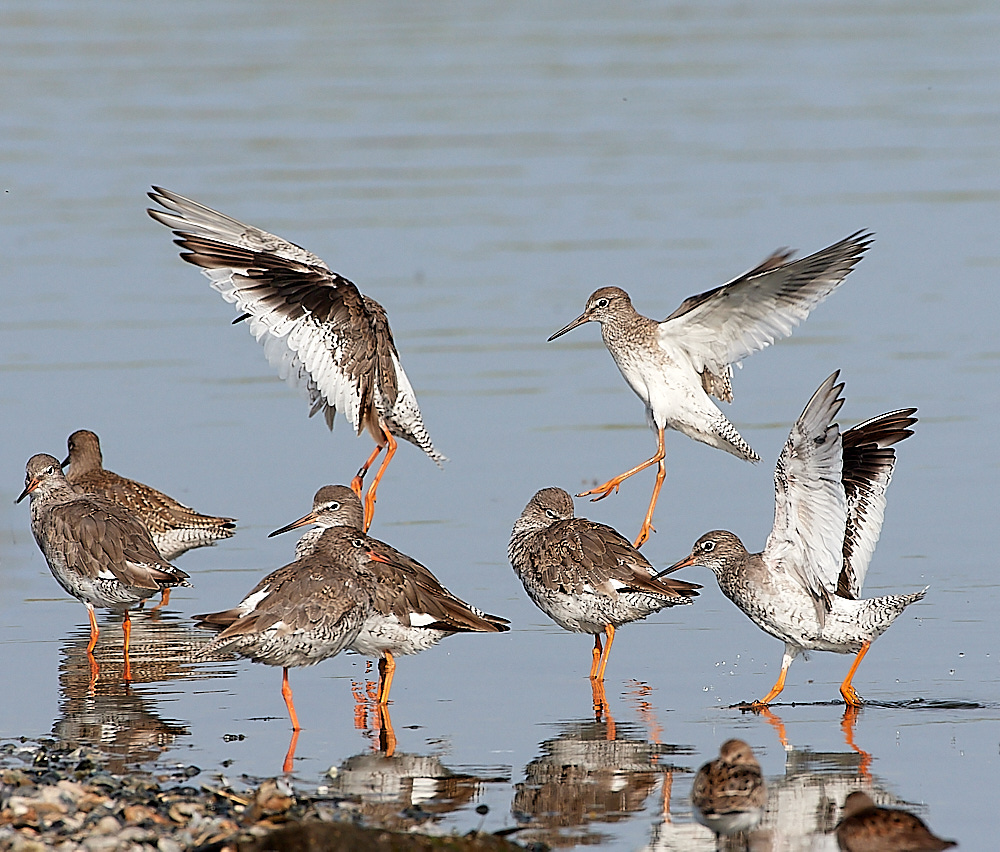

[2,1,997,847]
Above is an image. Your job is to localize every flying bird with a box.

[548,231,872,546]
[147,187,444,530]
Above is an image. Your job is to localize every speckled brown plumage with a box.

[835,792,956,852]
[691,739,767,840]
[197,527,384,737]
[63,429,236,562]
[17,454,189,667]
[212,485,509,703]
[547,232,872,546]
[665,372,922,707]
[509,487,699,680]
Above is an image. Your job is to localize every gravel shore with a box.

[0,738,534,852]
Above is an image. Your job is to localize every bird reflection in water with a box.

[750,704,873,782]
[513,717,693,848]
[53,615,236,772]
[324,744,510,833]
[352,693,398,757]
[742,709,906,850]
[647,721,905,852]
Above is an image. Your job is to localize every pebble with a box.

[0,736,530,852]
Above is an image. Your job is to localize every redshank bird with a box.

[548,231,872,547]
[691,739,767,843]
[835,791,956,852]
[147,187,445,530]
[197,527,379,733]
[662,371,923,707]
[16,454,190,675]
[63,429,235,606]
[508,487,700,683]
[249,484,509,705]
[267,484,364,561]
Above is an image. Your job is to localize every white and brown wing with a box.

[764,371,848,606]
[661,232,872,402]
[148,186,387,436]
[837,408,917,599]
[366,540,509,632]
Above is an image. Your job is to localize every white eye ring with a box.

[700,540,715,553]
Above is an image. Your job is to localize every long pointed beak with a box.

[367,548,395,565]
[547,311,591,341]
[268,511,317,538]
[60,454,70,468]
[656,552,697,578]
[15,478,39,504]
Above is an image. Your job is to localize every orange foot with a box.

[577,479,622,502]
[633,520,656,548]
[840,684,865,708]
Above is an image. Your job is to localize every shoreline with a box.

[0,737,533,852]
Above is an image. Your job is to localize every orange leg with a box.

[633,429,667,547]
[282,728,300,775]
[86,606,100,654]
[751,649,795,708]
[281,667,301,731]
[122,611,133,682]
[590,634,603,679]
[377,704,397,757]
[361,430,397,532]
[591,677,613,735]
[756,706,791,750]
[661,770,674,820]
[578,427,666,506]
[352,681,370,730]
[149,588,170,612]
[595,623,616,681]
[841,705,872,781]
[377,652,396,705]
[351,443,385,498]
[839,641,871,707]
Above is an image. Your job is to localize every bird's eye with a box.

[544,508,559,519]
[330,502,340,511]
[700,540,715,553]
[596,298,609,308]
[352,538,364,548]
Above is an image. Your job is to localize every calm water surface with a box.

[2,2,998,848]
